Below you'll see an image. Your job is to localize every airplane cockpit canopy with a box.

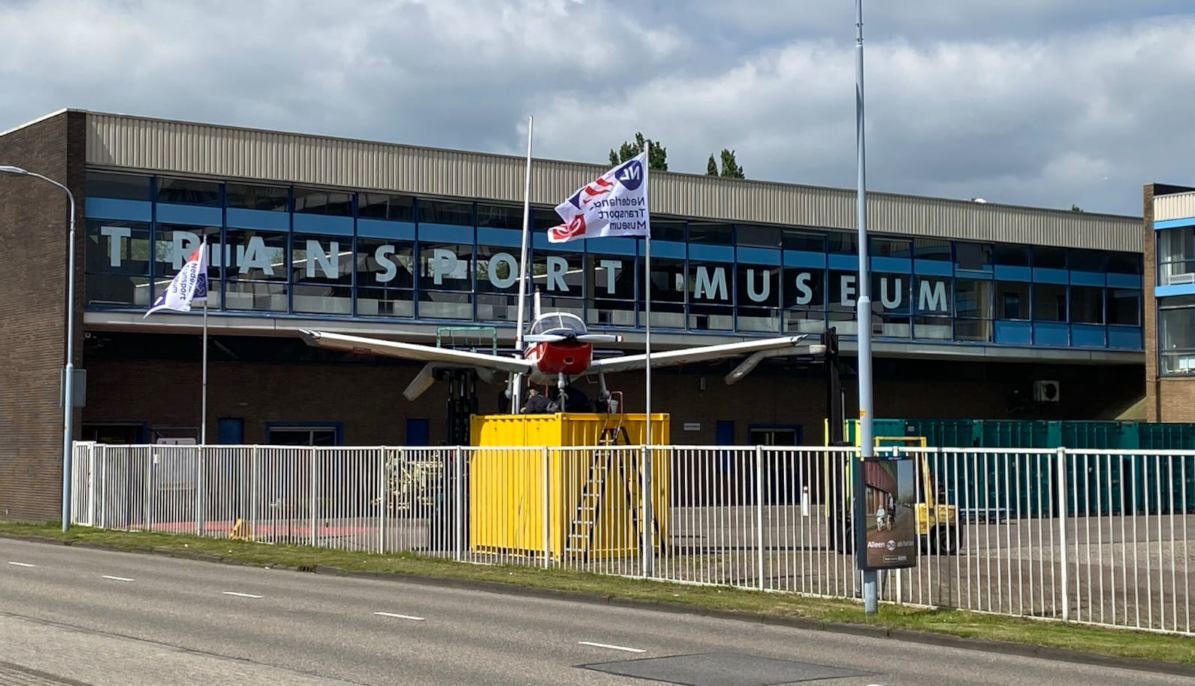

[529,312,587,336]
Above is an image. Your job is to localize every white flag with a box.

[548,152,649,244]
[145,244,209,317]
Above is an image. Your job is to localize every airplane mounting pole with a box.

[855,0,878,615]
[513,116,534,414]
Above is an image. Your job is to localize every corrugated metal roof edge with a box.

[66,108,1141,224]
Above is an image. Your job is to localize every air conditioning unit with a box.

[1033,380,1061,403]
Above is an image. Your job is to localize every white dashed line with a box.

[221,591,263,599]
[374,612,425,621]
[102,575,134,582]
[578,641,645,653]
[7,562,35,568]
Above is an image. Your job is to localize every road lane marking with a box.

[374,611,425,621]
[578,641,645,653]
[102,575,134,582]
[222,591,263,599]
[7,562,35,568]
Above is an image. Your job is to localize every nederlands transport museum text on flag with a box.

[547,152,649,244]
[144,244,209,317]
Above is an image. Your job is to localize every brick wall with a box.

[79,352,1144,447]
[0,111,85,521]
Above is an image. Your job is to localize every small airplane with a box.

[298,311,822,406]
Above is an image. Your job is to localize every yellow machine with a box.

[825,421,961,554]
[468,412,670,561]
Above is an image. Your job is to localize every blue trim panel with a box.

[1033,322,1069,346]
[783,250,825,268]
[1155,284,1195,298]
[993,265,1031,281]
[1070,270,1106,287]
[736,246,781,265]
[227,208,290,230]
[477,227,521,247]
[1154,217,1195,230]
[828,254,857,270]
[155,203,221,226]
[913,259,953,276]
[357,219,414,240]
[1071,323,1106,347]
[1107,273,1141,288]
[993,320,1032,345]
[85,198,151,221]
[1032,267,1069,284]
[418,223,473,242]
[689,243,735,261]
[1108,326,1143,349]
[647,241,686,259]
[294,213,353,235]
[586,237,637,255]
[871,256,911,273]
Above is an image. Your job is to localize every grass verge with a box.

[1,522,1191,667]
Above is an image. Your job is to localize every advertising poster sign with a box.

[863,457,917,569]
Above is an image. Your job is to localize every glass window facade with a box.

[82,170,1144,352]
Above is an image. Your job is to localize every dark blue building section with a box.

[82,171,1143,351]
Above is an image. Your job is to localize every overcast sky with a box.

[3,0,1193,216]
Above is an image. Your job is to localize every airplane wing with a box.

[298,330,535,375]
[589,335,815,377]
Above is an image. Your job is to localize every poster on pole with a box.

[862,457,917,569]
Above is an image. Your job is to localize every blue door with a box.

[715,420,734,445]
[217,418,244,444]
[406,418,430,446]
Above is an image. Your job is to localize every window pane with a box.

[475,245,521,294]
[827,232,857,255]
[87,171,150,201]
[649,258,685,303]
[225,229,287,281]
[736,224,781,247]
[955,242,991,270]
[476,203,523,229]
[956,279,992,318]
[738,264,779,307]
[992,244,1029,267]
[226,183,288,211]
[588,254,635,300]
[1108,289,1139,325]
[1160,306,1195,374]
[688,221,731,244]
[996,281,1030,320]
[914,276,950,315]
[1106,251,1141,275]
[292,235,352,285]
[293,284,352,315]
[1069,249,1105,272]
[1033,283,1067,321]
[1069,285,1103,324]
[1033,245,1066,269]
[650,217,685,242]
[419,243,472,291]
[689,261,732,304]
[782,229,825,252]
[356,288,414,317]
[294,188,352,216]
[356,237,414,289]
[157,177,220,206]
[87,219,150,276]
[225,281,287,311]
[872,237,911,259]
[914,238,951,261]
[359,193,414,221]
[418,199,472,226]
[531,251,583,298]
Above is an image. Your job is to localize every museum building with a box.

[0,109,1146,520]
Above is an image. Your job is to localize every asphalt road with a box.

[0,538,1188,686]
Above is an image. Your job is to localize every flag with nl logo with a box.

[548,151,650,244]
[145,244,209,317]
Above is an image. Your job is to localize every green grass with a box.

[2,522,1191,666]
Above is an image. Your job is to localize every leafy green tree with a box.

[608,132,668,171]
[718,148,745,179]
[705,149,746,178]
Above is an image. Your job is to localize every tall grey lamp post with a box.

[0,165,77,532]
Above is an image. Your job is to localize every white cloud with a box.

[2,0,1194,215]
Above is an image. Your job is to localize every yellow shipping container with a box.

[468,413,669,561]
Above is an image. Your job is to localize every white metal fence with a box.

[70,442,1194,635]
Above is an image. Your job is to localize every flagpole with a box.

[513,116,534,414]
[641,140,654,577]
[201,236,209,445]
